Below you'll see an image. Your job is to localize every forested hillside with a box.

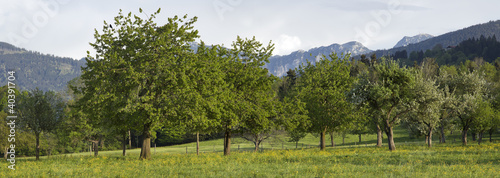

[0,43,85,91]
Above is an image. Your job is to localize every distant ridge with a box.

[393,34,434,48]
[0,42,86,91]
[265,41,372,76]
[362,20,500,58]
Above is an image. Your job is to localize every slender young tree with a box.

[17,88,65,160]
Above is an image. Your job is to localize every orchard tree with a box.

[471,99,496,145]
[447,71,486,145]
[406,72,442,147]
[180,42,227,155]
[297,53,355,150]
[351,59,416,151]
[79,8,200,159]
[218,36,275,155]
[17,88,65,160]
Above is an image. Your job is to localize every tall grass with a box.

[2,142,499,177]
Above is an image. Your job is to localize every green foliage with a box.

[17,88,66,135]
[350,58,417,150]
[78,8,200,159]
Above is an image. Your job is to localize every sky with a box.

[1,0,499,60]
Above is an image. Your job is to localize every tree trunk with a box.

[223,129,231,156]
[196,132,200,155]
[462,128,468,146]
[477,132,483,145]
[139,124,151,160]
[472,132,476,141]
[296,141,298,149]
[93,141,99,157]
[320,127,326,150]
[358,134,362,143]
[385,126,396,151]
[342,133,345,145]
[122,139,127,156]
[425,136,429,145]
[128,129,132,148]
[376,125,383,147]
[489,132,493,142]
[427,127,433,148]
[36,133,40,161]
[440,126,446,143]
[254,141,260,152]
[330,133,335,147]
[4,147,8,159]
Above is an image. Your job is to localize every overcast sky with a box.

[1,0,499,59]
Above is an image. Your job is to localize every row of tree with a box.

[3,9,500,160]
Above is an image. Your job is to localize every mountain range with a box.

[1,20,499,90]
[264,41,372,77]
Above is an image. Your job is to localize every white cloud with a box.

[273,34,302,56]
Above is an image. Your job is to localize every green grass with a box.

[2,127,500,177]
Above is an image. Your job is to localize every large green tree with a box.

[78,8,199,160]
[219,36,275,155]
[446,71,486,145]
[297,53,355,150]
[351,59,416,151]
[17,88,65,160]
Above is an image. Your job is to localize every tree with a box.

[219,36,275,155]
[17,88,65,160]
[448,71,486,145]
[406,72,442,147]
[471,99,495,145]
[297,53,355,150]
[78,8,200,160]
[180,42,227,155]
[351,59,416,151]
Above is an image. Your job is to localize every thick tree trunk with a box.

[440,126,446,143]
[359,134,362,143]
[196,132,200,155]
[376,125,383,147]
[139,124,151,160]
[385,126,396,151]
[320,127,326,150]
[462,128,468,146]
[223,129,231,156]
[427,127,433,148]
[93,141,99,157]
[425,136,429,145]
[36,133,40,161]
[330,133,335,147]
[254,141,260,152]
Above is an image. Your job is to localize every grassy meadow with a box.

[1,127,499,177]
